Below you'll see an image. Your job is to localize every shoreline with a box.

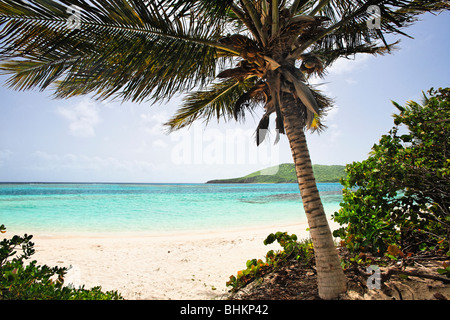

[18,220,314,240]
[10,219,341,300]
[3,210,341,240]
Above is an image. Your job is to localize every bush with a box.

[332,88,450,257]
[0,224,122,300]
[226,232,314,291]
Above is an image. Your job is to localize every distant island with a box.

[206,163,346,184]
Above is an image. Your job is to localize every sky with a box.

[0,11,449,183]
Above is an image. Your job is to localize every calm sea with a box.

[0,183,343,235]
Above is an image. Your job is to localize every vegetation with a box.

[0,224,122,300]
[207,163,346,183]
[227,232,314,292]
[229,88,450,300]
[1,0,448,299]
[333,87,449,259]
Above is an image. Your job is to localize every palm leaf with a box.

[164,77,258,131]
[1,0,448,136]
[281,68,320,115]
[307,85,333,132]
[233,80,268,120]
[311,40,400,73]
[0,0,237,102]
[256,113,270,145]
[289,0,449,59]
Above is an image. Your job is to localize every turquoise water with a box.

[0,183,343,235]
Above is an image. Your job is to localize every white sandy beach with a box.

[21,220,341,300]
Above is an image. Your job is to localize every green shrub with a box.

[0,224,122,300]
[333,88,450,257]
[227,232,313,291]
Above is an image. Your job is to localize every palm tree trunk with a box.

[280,101,347,299]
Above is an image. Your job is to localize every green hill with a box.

[206,163,346,184]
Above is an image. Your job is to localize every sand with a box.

[21,220,341,300]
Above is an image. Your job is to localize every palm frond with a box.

[233,80,268,120]
[256,112,271,145]
[311,40,400,73]
[1,0,448,140]
[164,77,259,132]
[281,67,320,115]
[254,79,333,145]
[307,84,333,132]
[289,0,449,59]
[0,0,236,102]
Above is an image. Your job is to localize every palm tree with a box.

[0,0,448,299]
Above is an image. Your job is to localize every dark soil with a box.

[227,248,450,300]
[228,259,320,300]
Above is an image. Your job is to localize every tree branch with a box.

[383,268,450,284]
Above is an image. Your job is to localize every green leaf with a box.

[264,233,276,246]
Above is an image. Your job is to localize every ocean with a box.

[0,183,344,235]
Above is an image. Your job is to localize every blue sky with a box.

[0,11,449,183]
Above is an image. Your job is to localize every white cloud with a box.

[139,111,169,136]
[56,99,100,137]
[152,139,168,148]
[345,78,358,85]
[325,104,339,121]
[327,54,371,75]
[0,149,13,166]
[327,124,342,143]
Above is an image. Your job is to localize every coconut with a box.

[305,61,316,69]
